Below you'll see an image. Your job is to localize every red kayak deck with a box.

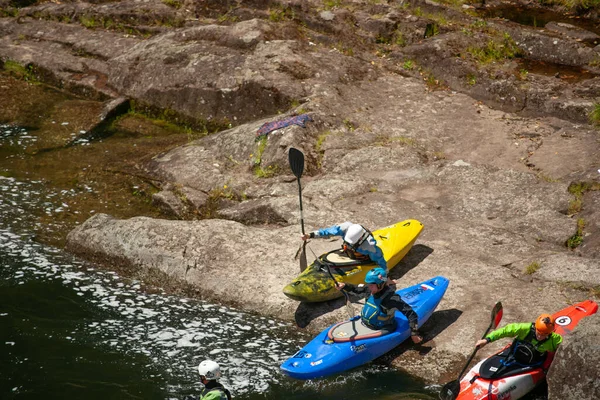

[456,300,598,400]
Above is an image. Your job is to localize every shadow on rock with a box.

[379,308,463,361]
[388,244,434,281]
[293,295,361,329]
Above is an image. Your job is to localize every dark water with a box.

[0,119,439,400]
[481,5,600,39]
[516,59,598,83]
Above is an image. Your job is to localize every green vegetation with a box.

[467,33,522,64]
[421,69,446,91]
[467,73,476,86]
[402,60,415,70]
[394,31,406,46]
[3,60,38,83]
[251,136,279,178]
[161,0,182,8]
[343,119,356,131]
[253,164,279,178]
[518,69,529,80]
[539,0,600,12]
[589,103,600,126]
[0,7,18,17]
[200,185,239,218]
[524,261,541,275]
[217,7,239,23]
[424,23,440,38]
[432,151,446,160]
[323,0,343,9]
[315,130,332,169]
[566,218,585,249]
[268,6,295,22]
[127,100,231,137]
[80,15,97,28]
[567,181,600,214]
[335,42,354,56]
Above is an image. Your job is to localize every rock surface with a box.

[3,0,600,393]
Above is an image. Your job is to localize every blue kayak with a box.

[280,276,450,380]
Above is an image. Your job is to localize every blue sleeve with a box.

[316,222,352,238]
[359,236,387,269]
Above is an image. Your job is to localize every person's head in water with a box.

[534,313,556,340]
[198,359,221,384]
[364,267,387,294]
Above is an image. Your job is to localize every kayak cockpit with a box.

[320,249,368,268]
[327,317,393,343]
[478,347,543,380]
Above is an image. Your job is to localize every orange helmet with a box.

[535,313,556,334]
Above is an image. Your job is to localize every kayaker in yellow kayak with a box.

[301,222,386,268]
[475,313,563,368]
[335,267,423,344]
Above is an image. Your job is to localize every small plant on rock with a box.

[589,103,600,126]
[524,261,541,275]
[566,218,585,249]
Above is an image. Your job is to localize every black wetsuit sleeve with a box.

[383,293,419,334]
[342,283,368,295]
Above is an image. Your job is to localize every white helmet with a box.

[198,360,221,380]
[344,224,367,246]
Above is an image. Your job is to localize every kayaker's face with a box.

[367,283,381,294]
[535,329,550,341]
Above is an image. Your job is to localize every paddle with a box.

[326,262,355,320]
[439,302,503,400]
[308,246,355,320]
[288,147,307,272]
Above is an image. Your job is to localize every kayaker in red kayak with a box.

[475,313,563,368]
[301,222,386,268]
[336,267,423,344]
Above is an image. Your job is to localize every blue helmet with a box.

[365,267,387,285]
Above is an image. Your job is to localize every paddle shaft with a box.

[439,302,503,400]
[296,177,305,235]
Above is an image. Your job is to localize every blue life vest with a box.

[361,292,394,329]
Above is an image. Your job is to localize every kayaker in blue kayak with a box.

[335,267,423,344]
[475,313,563,368]
[301,222,386,269]
[196,360,232,400]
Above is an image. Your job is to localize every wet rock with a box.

[544,21,600,44]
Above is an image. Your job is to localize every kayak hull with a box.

[283,219,423,302]
[456,300,598,400]
[280,276,449,380]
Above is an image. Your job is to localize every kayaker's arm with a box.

[476,322,531,348]
[302,222,353,241]
[338,283,368,295]
[385,294,420,335]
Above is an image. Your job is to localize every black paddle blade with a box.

[491,301,503,329]
[288,147,305,179]
[299,242,307,272]
[438,380,460,400]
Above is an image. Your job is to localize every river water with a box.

[0,115,439,399]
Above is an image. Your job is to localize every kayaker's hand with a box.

[335,282,345,291]
[411,334,423,344]
[301,233,310,241]
[476,339,488,349]
[387,278,398,286]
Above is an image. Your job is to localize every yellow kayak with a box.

[282,219,424,302]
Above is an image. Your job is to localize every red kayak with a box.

[454,300,598,400]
